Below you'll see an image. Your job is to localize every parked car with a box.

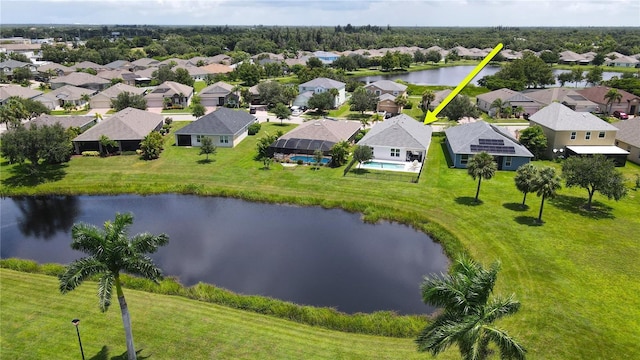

[613,111,629,120]
[249,107,257,114]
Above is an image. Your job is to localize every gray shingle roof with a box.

[144,81,193,100]
[174,107,256,136]
[73,108,163,141]
[529,102,618,131]
[0,85,43,101]
[359,114,432,150]
[445,121,533,157]
[51,72,110,86]
[199,81,233,97]
[96,83,146,98]
[40,85,96,101]
[364,80,407,92]
[278,118,361,142]
[29,114,95,129]
[299,77,345,89]
[476,88,519,104]
[613,118,640,147]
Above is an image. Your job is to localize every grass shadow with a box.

[3,163,67,187]
[439,139,454,168]
[503,202,529,212]
[455,196,483,206]
[197,158,215,164]
[346,113,371,120]
[514,216,543,226]
[350,168,370,175]
[110,349,150,360]
[549,195,615,220]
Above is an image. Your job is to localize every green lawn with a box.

[1,124,640,359]
[50,109,90,115]
[193,80,206,93]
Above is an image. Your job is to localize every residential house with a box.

[0,59,37,79]
[558,51,590,65]
[445,121,533,170]
[90,83,147,109]
[0,85,43,105]
[424,89,452,110]
[96,69,139,86]
[174,107,257,148]
[103,60,133,70]
[144,81,193,108]
[605,54,639,68]
[50,72,111,91]
[34,85,96,109]
[358,114,432,165]
[524,88,599,113]
[364,80,408,115]
[298,77,346,108]
[292,91,314,109]
[175,66,212,81]
[131,58,160,70]
[476,88,541,117]
[37,62,73,78]
[69,61,105,72]
[198,81,239,107]
[269,118,361,156]
[500,50,523,61]
[208,54,232,65]
[613,118,640,165]
[72,107,163,154]
[312,51,340,64]
[29,114,98,132]
[577,86,640,116]
[0,43,42,64]
[528,102,627,164]
[158,58,190,68]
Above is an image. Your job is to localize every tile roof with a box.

[445,121,533,157]
[175,107,256,136]
[73,107,163,141]
[528,102,618,131]
[201,63,233,74]
[612,118,640,147]
[359,114,432,150]
[577,86,640,105]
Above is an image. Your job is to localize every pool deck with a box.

[358,159,422,173]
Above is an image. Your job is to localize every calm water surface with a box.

[357,65,621,86]
[0,195,449,314]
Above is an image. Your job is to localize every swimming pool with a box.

[290,155,331,164]
[360,161,408,171]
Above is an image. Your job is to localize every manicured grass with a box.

[0,269,431,360]
[1,126,640,359]
[50,109,90,115]
[193,80,206,93]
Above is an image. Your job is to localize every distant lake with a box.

[0,195,449,315]
[356,65,621,87]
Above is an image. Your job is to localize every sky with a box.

[1,0,639,27]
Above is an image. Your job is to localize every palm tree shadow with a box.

[455,196,483,206]
[3,163,67,187]
[503,202,529,212]
[549,195,615,220]
[514,216,543,227]
[90,346,150,360]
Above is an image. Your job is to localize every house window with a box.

[598,132,605,139]
[585,131,591,140]
[196,135,205,143]
[505,157,513,167]
[220,135,229,144]
[390,148,400,157]
[375,90,381,96]
[460,154,469,165]
[570,132,576,140]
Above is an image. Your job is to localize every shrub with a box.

[297,159,304,165]
[404,101,413,109]
[81,151,100,157]
[248,123,261,135]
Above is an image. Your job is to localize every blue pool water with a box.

[290,155,331,164]
[361,161,407,171]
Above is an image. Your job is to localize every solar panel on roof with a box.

[470,145,516,154]
[478,138,504,145]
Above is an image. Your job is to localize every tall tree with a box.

[421,90,435,111]
[518,125,547,160]
[329,140,350,167]
[349,86,378,114]
[604,88,623,114]
[467,152,497,202]
[191,103,206,118]
[198,136,216,161]
[1,123,72,166]
[441,95,479,121]
[353,145,373,166]
[514,163,539,206]
[533,166,562,223]
[416,255,526,360]
[570,67,583,88]
[273,103,291,125]
[562,155,627,210]
[0,98,30,129]
[307,92,334,114]
[585,67,603,86]
[59,213,169,360]
[557,72,573,87]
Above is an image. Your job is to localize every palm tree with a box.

[514,106,524,119]
[59,213,169,360]
[417,255,526,360]
[467,152,497,202]
[394,94,409,112]
[81,93,91,110]
[490,98,504,118]
[604,88,622,114]
[514,163,539,206]
[422,90,436,111]
[231,84,242,108]
[533,167,562,223]
[328,88,339,108]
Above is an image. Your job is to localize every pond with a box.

[356,65,621,87]
[0,195,449,315]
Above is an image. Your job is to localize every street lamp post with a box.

[71,319,85,360]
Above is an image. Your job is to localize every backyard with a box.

[1,123,639,359]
